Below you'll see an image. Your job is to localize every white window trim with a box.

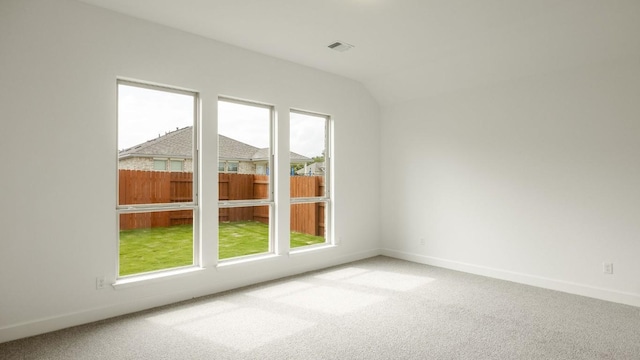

[116,79,200,279]
[289,109,332,248]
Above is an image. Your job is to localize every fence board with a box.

[170,172,193,202]
[228,174,254,201]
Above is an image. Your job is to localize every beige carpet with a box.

[2,256,639,359]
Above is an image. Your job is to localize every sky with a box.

[118,84,325,159]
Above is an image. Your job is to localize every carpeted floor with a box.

[2,256,639,359]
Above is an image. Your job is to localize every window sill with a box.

[111,246,336,288]
[113,266,205,289]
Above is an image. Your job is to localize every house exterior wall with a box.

[238,161,255,174]
[119,157,154,171]
[119,157,194,172]
[184,159,193,172]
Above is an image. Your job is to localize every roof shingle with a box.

[119,126,311,163]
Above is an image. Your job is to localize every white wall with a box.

[0,0,380,342]
[381,55,640,307]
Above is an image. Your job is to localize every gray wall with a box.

[381,50,640,306]
[0,0,380,342]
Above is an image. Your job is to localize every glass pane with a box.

[218,99,270,200]
[290,111,326,197]
[170,160,183,172]
[153,159,166,171]
[118,83,195,205]
[290,202,326,248]
[119,210,194,276]
[219,205,270,260]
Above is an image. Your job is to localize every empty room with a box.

[1,0,639,358]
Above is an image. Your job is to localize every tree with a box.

[312,150,325,163]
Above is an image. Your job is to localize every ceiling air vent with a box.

[328,41,354,52]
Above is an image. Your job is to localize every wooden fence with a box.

[119,170,325,236]
[119,171,193,230]
[290,176,325,236]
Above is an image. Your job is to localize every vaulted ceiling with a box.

[76,0,640,105]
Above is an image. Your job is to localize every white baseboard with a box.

[381,248,640,308]
[0,248,381,344]
[0,286,216,344]
[16,247,635,344]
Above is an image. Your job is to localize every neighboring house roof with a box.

[289,151,312,162]
[250,147,310,162]
[219,133,261,160]
[119,126,311,163]
[119,126,192,159]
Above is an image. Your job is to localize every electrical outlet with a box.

[602,262,613,275]
[96,276,106,289]
[420,238,425,246]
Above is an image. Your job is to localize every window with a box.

[218,161,239,173]
[218,98,273,260]
[290,110,331,249]
[117,80,198,277]
[153,159,167,171]
[227,162,238,173]
[170,159,184,172]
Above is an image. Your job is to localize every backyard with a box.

[119,221,325,276]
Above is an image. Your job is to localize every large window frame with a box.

[217,97,275,261]
[289,109,332,249]
[114,80,336,282]
[116,79,199,278]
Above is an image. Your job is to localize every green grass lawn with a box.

[119,221,325,276]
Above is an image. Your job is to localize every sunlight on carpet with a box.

[154,307,314,352]
[315,267,435,291]
[314,267,369,280]
[274,285,386,315]
[345,270,435,291]
[245,280,314,299]
[146,301,239,326]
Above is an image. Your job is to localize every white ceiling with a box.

[76,0,640,105]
